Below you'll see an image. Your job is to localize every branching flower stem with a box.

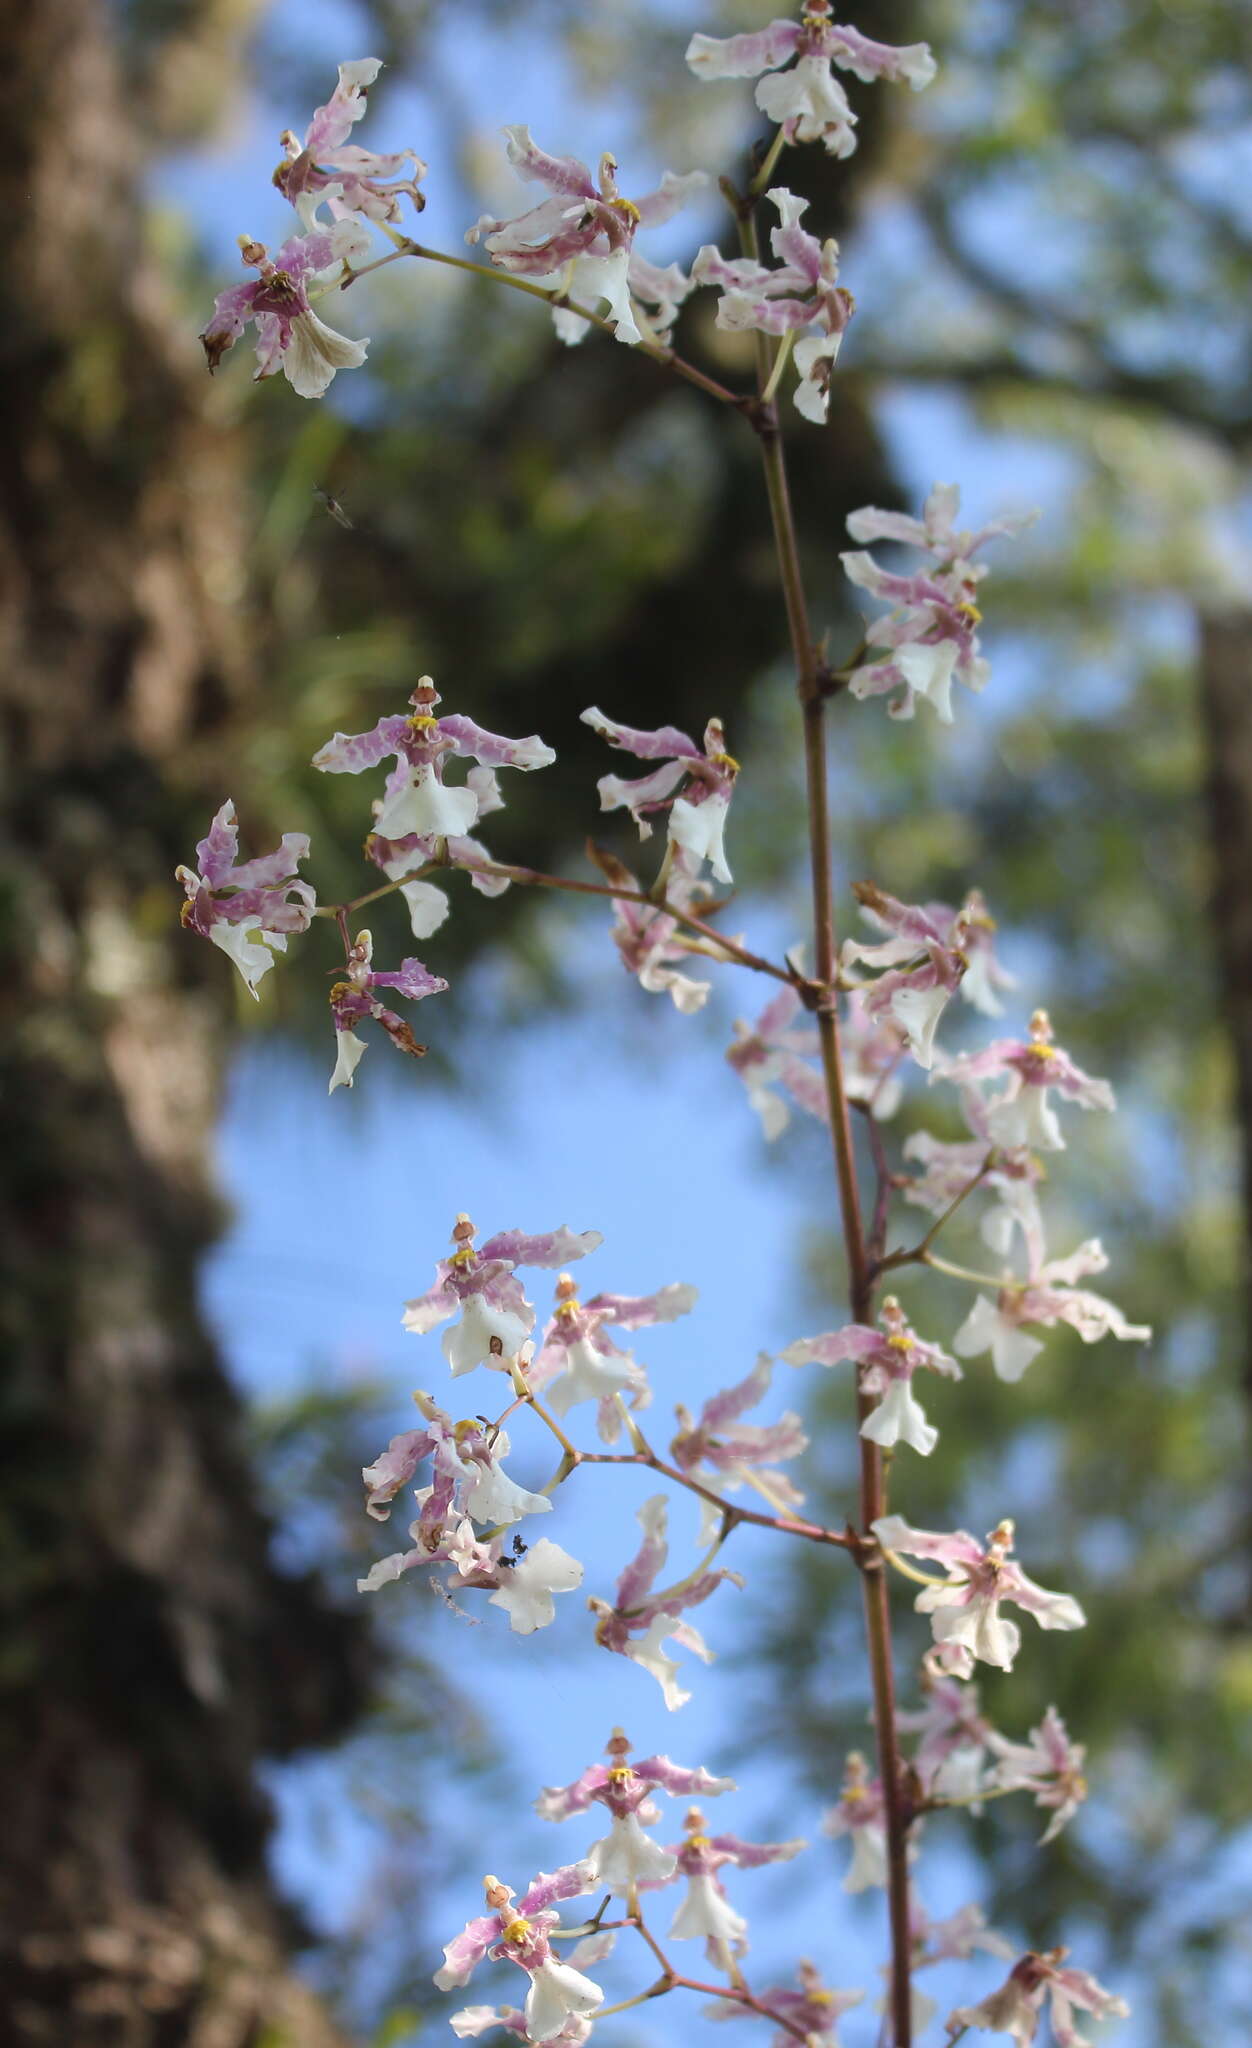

[316,857,796,985]
[594,1905,813,2043]
[876,1160,993,1275]
[730,181,915,2048]
[522,1405,859,1555]
[364,233,750,413]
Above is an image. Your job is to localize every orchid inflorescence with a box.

[183,12,1141,2046]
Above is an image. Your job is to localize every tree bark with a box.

[0,2,365,2039]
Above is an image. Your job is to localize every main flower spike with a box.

[177,799,315,996]
[706,1959,864,2047]
[686,3,936,158]
[873,1515,1085,1676]
[535,1728,735,1893]
[328,929,447,1091]
[670,1353,808,1515]
[726,983,830,1139]
[273,58,426,229]
[403,1214,603,1375]
[840,482,1037,722]
[581,708,739,885]
[527,1272,698,1439]
[313,675,555,843]
[783,1299,960,1457]
[954,1237,1151,1383]
[935,1009,1116,1153]
[200,220,372,396]
[947,1947,1129,2046]
[468,127,707,347]
[822,1751,888,1891]
[692,189,854,422]
[435,1865,603,2045]
[661,1806,805,1965]
[588,1494,741,1710]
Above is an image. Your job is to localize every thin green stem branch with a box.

[749,125,790,196]
[922,1249,1007,1288]
[762,328,796,406]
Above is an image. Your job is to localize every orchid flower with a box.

[954,1237,1151,1383]
[840,483,1037,721]
[705,1958,863,2047]
[947,1947,1129,2047]
[328,928,447,1091]
[402,1213,602,1375]
[873,1514,1085,1676]
[783,1298,961,1457]
[177,800,315,996]
[726,983,829,1139]
[582,708,740,885]
[273,58,425,229]
[313,675,554,845]
[671,1353,808,1515]
[435,1866,604,2045]
[200,220,372,396]
[693,188,854,420]
[468,127,706,346]
[528,1272,696,1440]
[687,3,936,159]
[536,1727,734,1894]
[588,1495,741,1709]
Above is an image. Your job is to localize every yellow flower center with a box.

[1028,1041,1057,1060]
[503,1917,532,1945]
[609,195,641,223]
[710,749,740,775]
[450,1244,478,1270]
[408,712,439,731]
[954,599,983,624]
[887,1332,912,1352]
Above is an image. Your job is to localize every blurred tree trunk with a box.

[0,1,364,2040]
[1200,611,1252,1422]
